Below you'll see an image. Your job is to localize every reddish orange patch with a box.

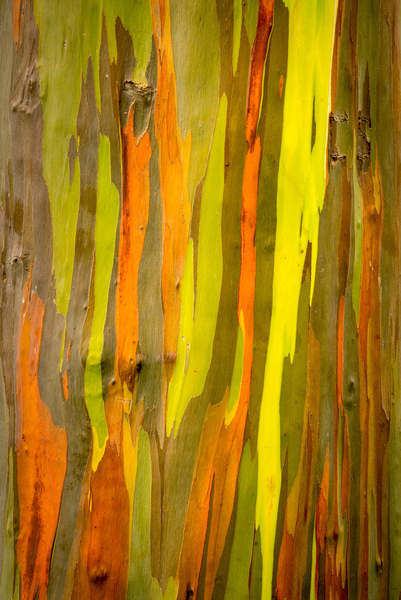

[16,285,67,600]
[245,0,275,149]
[177,4,276,596]
[199,5,276,595]
[357,164,385,598]
[72,390,132,599]
[13,0,26,49]
[176,396,228,599]
[237,0,275,417]
[62,369,69,400]
[204,402,248,600]
[150,0,191,368]
[279,74,284,99]
[276,512,295,600]
[116,107,151,387]
[87,440,131,600]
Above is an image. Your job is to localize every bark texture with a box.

[1,0,400,598]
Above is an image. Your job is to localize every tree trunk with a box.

[0,0,400,598]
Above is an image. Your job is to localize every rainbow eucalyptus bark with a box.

[0,0,400,599]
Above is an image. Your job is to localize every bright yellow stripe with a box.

[256,1,338,597]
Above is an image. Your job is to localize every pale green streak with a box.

[170,0,220,204]
[13,564,20,600]
[84,135,119,448]
[103,0,152,81]
[307,0,339,294]
[0,357,9,567]
[310,521,317,600]
[162,578,177,600]
[167,94,227,436]
[257,57,267,130]
[352,165,363,323]
[224,441,257,600]
[34,0,152,315]
[244,0,259,49]
[127,428,153,599]
[357,0,379,172]
[55,160,80,317]
[369,492,379,599]
[165,239,194,435]
[0,0,12,202]
[59,323,66,371]
[34,0,101,316]
[0,450,15,600]
[256,1,338,598]
[227,324,244,416]
[233,0,242,75]
[127,430,177,600]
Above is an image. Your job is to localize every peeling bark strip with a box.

[1,0,401,598]
[16,284,67,600]
[117,104,152,390]
[150,0,192,382]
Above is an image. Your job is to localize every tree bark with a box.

[0,0,400,598]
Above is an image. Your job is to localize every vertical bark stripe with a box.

[116,108,151,389]
[150,0,192,366]
[16,285,67,600]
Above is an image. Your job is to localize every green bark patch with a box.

[170,0,220,202]
[167,94,227,436]
[84,135,119,450]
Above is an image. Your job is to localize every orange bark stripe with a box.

[116,107,151,386]
[87,441,131,599]
[16,286,67,600]
[279,74,284,99]
[237,0,274,401]
[176,395,228,599]
[13,0,26,49]
[73,376,135,598]
[63,369,69,400]
[245,0,275,149]
[238,137,261,331]
[202,3,275,594]
[276,508,296,600]
[13,0,21,47]
[72,436,131,600]
[204,402,248,600]
[76,73,152,600]
[358,169,382,366]
[150,0,191,360]
[357,165,384,598]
